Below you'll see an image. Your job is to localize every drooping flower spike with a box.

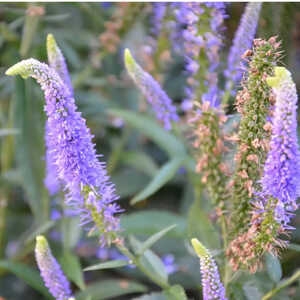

[6,59,121,247]
[191,238,227,300]
[44,34,73,196]
[224,2,262,95]
[35,235,73,300]
[124,48,179,130]
[256,67,300,229]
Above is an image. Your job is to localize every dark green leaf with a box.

[265,253,282,283]
[163,285,188,300]
[84,260,129,272]
[138,224,177,255]
[25,220,56,244]
[121,210,186,238]
[131,157,184,205]
[120,151,158,177]
[187,195,220,250]
[108,109,186,157]
[60,251,85,290]
[133,293,167,300]
[75,279,147,300]
[130,236,168,286]
[0,260,52,299]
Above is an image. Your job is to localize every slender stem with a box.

[116,242,170,290]
[262,269,300,300]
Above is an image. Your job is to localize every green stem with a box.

[262,269,300,300]
[116,242,170,290]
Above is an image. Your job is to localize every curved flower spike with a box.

[6,59,121,247]
[191,239,227,300]
[35,235,73,300]
[124,48,179,130]
[45,33,74,196]
[224,2,262,93]
[47,34,73,96]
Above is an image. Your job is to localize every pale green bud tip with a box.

[5,59,36,78]
[47,33,58,54]
[36,235,49,252]
[191,238,209,258]
[124,48,136,73]
[266,67,291,88]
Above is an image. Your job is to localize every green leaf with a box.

[121,210,186,238]
[163,285,188,300]
[265,253,282,283]
[131,157,184,205]
[0,260,52,299]
[187,194,220,250]
[84,260,129,272]
[108,109,186,157]
[133,292,167,300]
[25,220,56,244]
[75,279,147,300]
[62,216,82,250]
[120,151,158,177]
[13,77,49,225]
[60,251,85,290]
[130,236,168,286]
[138,224,177,255]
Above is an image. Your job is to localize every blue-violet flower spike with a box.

[45,34,74,195]
[224,2,262,93]
[259,67,300,228]
[191,238,227,300]
[6,59,121,247]
[35,235,73,300]
[124,48,179,130]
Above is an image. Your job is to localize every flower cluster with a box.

[224,3,262,94]
[35,235,73,300]
[44,34,73,196]
[124,48,179,130]
[6,58,122,247]
[192,239,227,300]
[192,102,229,209]
[227,37,282,271]
[229,37,281,236]
[171,3,227,110]
[150,3,167,37]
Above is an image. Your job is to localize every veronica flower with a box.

[256,67,300,228]
[44,34,73,195]
[150,3,167,37]
[124,48,179,130]
[35,235,73,300]
[6,59,121,247]
[171,3,226,110]
[224,2,262,93]
[191,239,227,300]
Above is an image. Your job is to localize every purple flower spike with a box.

[224,2,262,92]
[191,239,227,300]
[257,67,300,228]
[150,3,167,37]
[35,235,73,300]
[45,34,73,196]
[124,48,179,130]
[47,34,73,96]
[6,59,121,247]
